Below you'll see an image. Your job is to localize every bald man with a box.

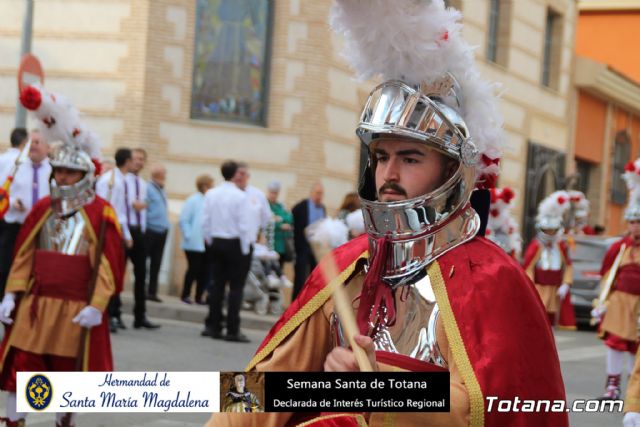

[0,130,50,296]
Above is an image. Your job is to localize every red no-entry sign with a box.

[17,53,44,91]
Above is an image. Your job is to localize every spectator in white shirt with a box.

[0,129,49,296]
[96,149,133,245]
[0,129,28,185]
[124,149,159,331]
[96,148,139,332]
[235,162,271,245]
[201,160,253,343]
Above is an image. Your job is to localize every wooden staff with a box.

[590,243,627,326]
[316,244,374,372]
[75,169,115,371]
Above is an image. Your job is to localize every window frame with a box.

[190,0,275,127]
[611,130,631,205]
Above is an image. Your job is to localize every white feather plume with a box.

[21,84,101,160]
[330,0,504,182]
[537,190,571,222]
[345,210,365,236]
[568,190,590,218]
[624,158,640,208]
[306,218,349,249]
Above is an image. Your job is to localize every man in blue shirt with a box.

[145,164,170,304]
[291,183,326,299]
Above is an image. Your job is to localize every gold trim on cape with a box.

[428,260,485,427]
[246,252,368,371]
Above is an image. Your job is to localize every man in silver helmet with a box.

[523,191,575,329]
[595,158,640,407]
[208,1,566,426]
[0,142,124,427]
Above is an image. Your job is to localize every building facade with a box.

[573,0,640,236]
[0,0,578,291]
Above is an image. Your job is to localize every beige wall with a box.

[144,0,369,215]
[0,0,578,289]
[461,0,577,223]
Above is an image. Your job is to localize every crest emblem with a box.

[26,374,53,410]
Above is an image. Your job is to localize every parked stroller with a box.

[242,243,290,316]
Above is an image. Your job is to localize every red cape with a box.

[600,236,633,277]
[2,195,124,372]
[250,235,568,426]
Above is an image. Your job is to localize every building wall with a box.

[575,91,606,164]
[0,0,578,288]
[460,0,577,228]
[0,0,137,152]
[576,10,640,82]
[573,4,640,236]
[574,89,640,234]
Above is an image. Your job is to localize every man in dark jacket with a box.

[291,183,325,299]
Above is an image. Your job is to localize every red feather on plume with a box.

[478,173,498,189]
[500,187,515,203]
[625,161,636,173]
[489,188,498,203]
[91,158,102,176]
[19,86,42,111]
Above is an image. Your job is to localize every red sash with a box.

[534,268,563,286]
[615,264,640,296]
[30,250,91,322]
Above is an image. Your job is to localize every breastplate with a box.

[331,273,446,368]
[38,210,91,255]
[537,244,562,270]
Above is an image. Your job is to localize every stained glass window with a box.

[191,0,272,125]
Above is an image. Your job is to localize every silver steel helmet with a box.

[625,204,640,221]
[535,216,563,232]
[48,142,95,216]
[535,190,570,233]
[357,75,481,286]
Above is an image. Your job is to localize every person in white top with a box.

[0,129,49,295]
[123,149,159,329]
[96,148,132,245]
[3,131,51,224]
[201,160,253,343]
[0,129,28,184]
[235,162,272,245]
[96,148,150,332]
[125,148,148,232]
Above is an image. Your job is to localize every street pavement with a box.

[0,314,264,427]
[557,328,625,427]
[0,309,629,426]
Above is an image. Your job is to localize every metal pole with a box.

[15,0,34,128]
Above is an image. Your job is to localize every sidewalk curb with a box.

[119,294,279,331]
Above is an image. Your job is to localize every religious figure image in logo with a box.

[222,373,263,413]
